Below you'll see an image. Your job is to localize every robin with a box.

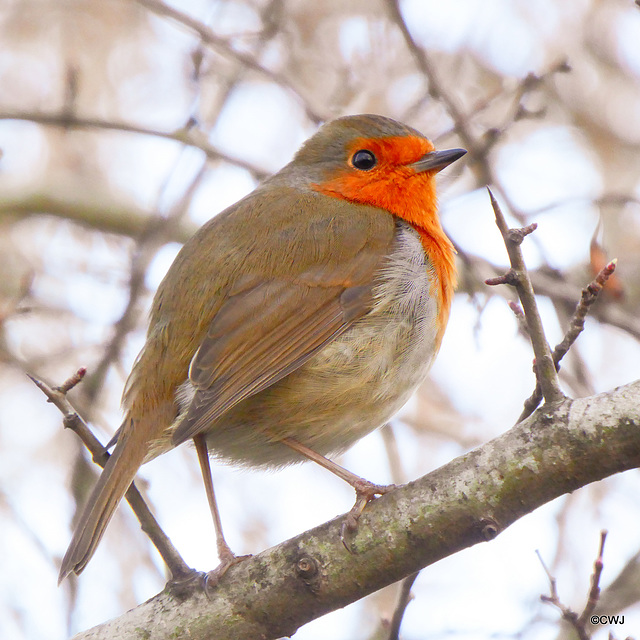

[58,114,466,584]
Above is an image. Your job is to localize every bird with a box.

[58,113,466,584]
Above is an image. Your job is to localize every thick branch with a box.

[73,380,640,640]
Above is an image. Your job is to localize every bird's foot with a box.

[203,551,252,595]
[340,480,396,552]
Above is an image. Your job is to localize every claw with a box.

[340,481,396,552]
[203,553,252,596]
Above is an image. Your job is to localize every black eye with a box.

[351,149,377,171]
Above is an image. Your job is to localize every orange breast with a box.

[312,134,456,338]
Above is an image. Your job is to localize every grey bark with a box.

[73,380,640,640]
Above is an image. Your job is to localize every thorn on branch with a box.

[508,223,538,245]
[485,269,519,287]
[55,366,87,394]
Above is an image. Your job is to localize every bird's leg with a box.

[193,434,250,587]
[280,436,396,546]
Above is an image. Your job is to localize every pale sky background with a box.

[1,1,639,639]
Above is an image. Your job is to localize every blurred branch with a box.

[0,110,268,180]
[135,0,325,124]
[0,191,197,240]
[387,0,478,157]
[388,0,563,241]
[83,161,209,405]
[386,572,418,640]
[538,531,608,640]
[70,379,640,640]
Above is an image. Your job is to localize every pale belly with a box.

[198,221,444,469]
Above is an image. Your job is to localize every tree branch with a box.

[134,0,325,124]
[486,189,565,405]
[0,110,268,180]
[71,379,640,640]
[518,259,617,422]
[29,372,195,583]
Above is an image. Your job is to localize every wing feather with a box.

[171,279,372,445]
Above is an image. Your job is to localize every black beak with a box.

[410,148,467,173]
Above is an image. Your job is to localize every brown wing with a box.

[162,186,395,447]
[171,274,373,446]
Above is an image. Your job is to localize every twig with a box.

[578,530,607,627]
[29,371,194,583]
[464,252,640,341]
[508,301,530,339]
[537,530,608,640]
[386,0,478,157]
[518,259,617,422]
[387,572,419,640]
[0,110,268,180]
[485,189,564,406]
[134,0,324,124]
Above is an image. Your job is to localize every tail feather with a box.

[58,429,147,584]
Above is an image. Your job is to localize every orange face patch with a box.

[312,135,438,231]
[312,134,456,337]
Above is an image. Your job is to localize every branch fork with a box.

[484,189,619,422]
[484,189,564,408]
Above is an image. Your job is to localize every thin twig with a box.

[466,252,640,341]
[518,259,617,422]
[485,189,564,406]
[135,0,324,124]
[578,530,607,627]
[387,572,419,640]
[553,260,617,364]
[29,371,194,582]
[537,550,585,640]
[0,110,268,180]
[537,531,609,640]
[508,301,530,339]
